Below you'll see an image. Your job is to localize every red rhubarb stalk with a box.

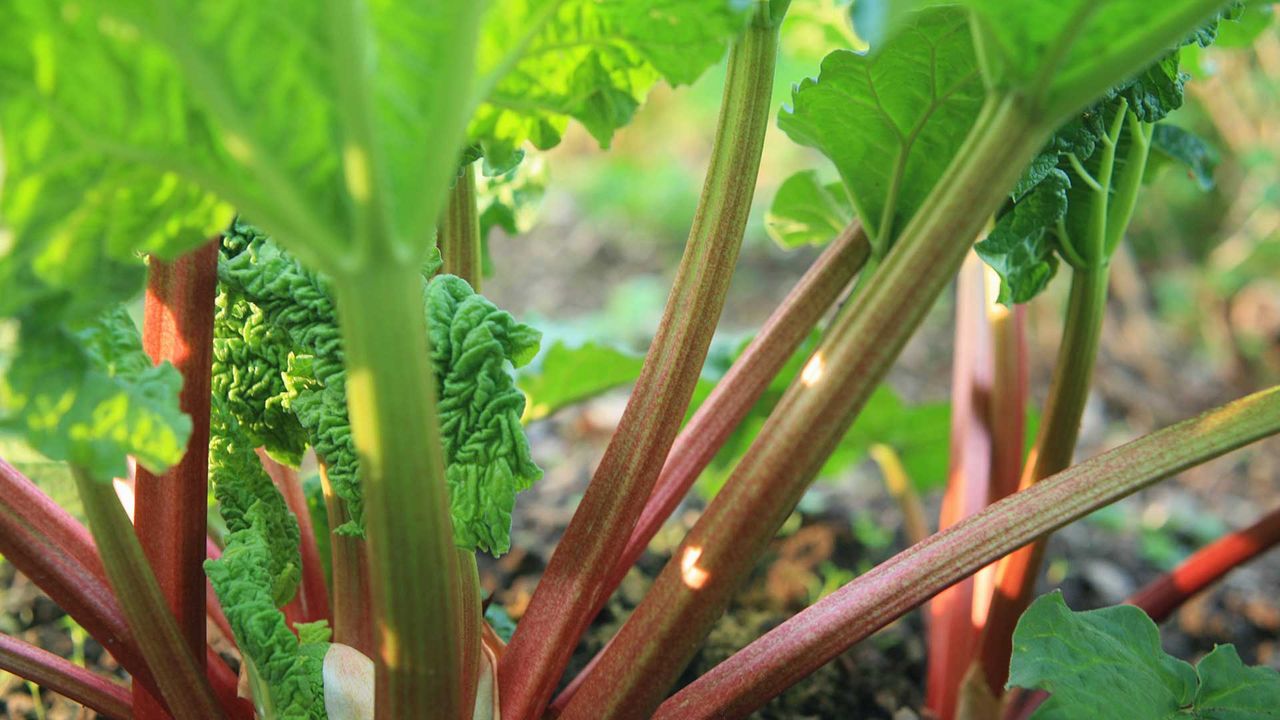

[1129,503,1280,622]
[133,242,219,718]
[927,253,995,720]
[0,459,156,693]
[0,633,133,719]
[656,386,1280,720]
[498,7,784,717]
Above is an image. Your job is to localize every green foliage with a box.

[205,508,328,720]
[0,308,189,480]
[209,403,301,608]
[476,155,549,277]
[472,0,752,170]
[765,170,855,248]
[778,6,984,248]
[519,341,648,422]
[427,276,542,554]
[215,221,541,553]
[1010,592,1280,719]
[0,0,487,274]
[976,170,1071,305]
[1150,124,1220,191]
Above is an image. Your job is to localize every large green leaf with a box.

[472,0,752,169]
[765,170,855,249]
[857,1,1235,121]
[0,308,190,480]
[0,1,485,275]
[1009,592,1280,719]
[777,6,983,247]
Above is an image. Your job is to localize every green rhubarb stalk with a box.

[332,265,478,720]
[557,92,1051,720]
[498,5,787,717]
[441,162,484,291]
[71,467,222,719]
[978,102,1155,694]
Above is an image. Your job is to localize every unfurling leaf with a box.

[1009,592,1280,719]
[214,221,541,552]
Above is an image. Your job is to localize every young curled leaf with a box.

[205,509,328,720]
[427,275,542,555]
[209,402,301,607]
[976,169,1071,305]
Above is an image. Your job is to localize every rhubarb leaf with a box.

[205,509,327,720]
[473,0,752,169]
[975,169,1071,305]
[0,308,190,481]
[518,341,647,422]
[209,402,301,607]
[427,276,542,555]
[778,6,983,248]
[0,0,485,275]
[765,170,855,249]
[216,222,541,552]
[1009,592,1280,719]
[1149,123,1219,191]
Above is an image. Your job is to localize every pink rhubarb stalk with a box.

[927,253,996,720]
[656,385,1280,719]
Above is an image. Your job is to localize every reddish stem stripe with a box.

[133,242,219,717]
[0,633,132,719]
[1129,503,1280,622]
[498,12,782,719]
[0,460,157,695]
[656,386,1280,719]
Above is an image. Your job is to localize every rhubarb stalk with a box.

[657,385,1280,719]
[498,5,787,717]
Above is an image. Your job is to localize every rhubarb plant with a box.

[0,1,1277,719]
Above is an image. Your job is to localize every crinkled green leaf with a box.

[1009,592,1280,720]
[1213,2,1273,48]
[1150,123,1219,191]
[777,7,983,246]
[205,508,327,720]
[427,275,542,555]
[0,308,189,480]
[209,402,301,607]
[765,170,855,249]
[1118,53,1188,124]
[217,222,541,552]
[212,293,308,467]
[976,169,1070,305]
[518,341,647,422]
[473,0,751,169]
